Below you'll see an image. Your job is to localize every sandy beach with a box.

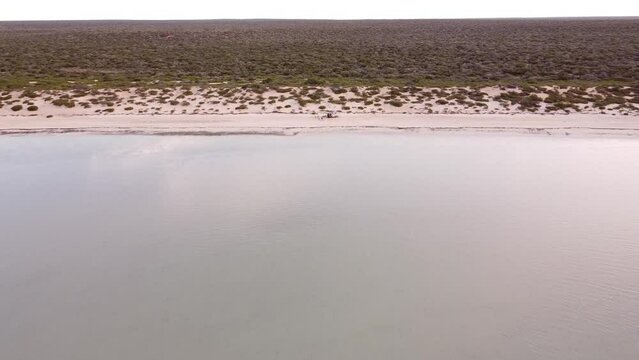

[2,113,639,137]
[1,85,637,137]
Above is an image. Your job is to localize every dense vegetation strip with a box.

[0,19,638,89]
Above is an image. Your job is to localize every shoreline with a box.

[2,113,639,138]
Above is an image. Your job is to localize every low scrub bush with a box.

[52,98,76,108]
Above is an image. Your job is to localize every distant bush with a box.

[21,90,38,98]
[388,100,404,107]
[331,87,347,94]
[235,104,248,110]
[52,98,76,108]
[11,104,22,111]
[304,78,324,85]
[27,105,38,111]
[518,95,543,110]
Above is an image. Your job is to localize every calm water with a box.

[1,134,639,360]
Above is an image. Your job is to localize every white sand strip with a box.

[1,114,639,137]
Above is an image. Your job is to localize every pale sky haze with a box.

[1,0,638,21]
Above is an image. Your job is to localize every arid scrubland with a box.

[0,19,638,89]
[1,19,637,118]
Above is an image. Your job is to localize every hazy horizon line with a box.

[2,16,638,22]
